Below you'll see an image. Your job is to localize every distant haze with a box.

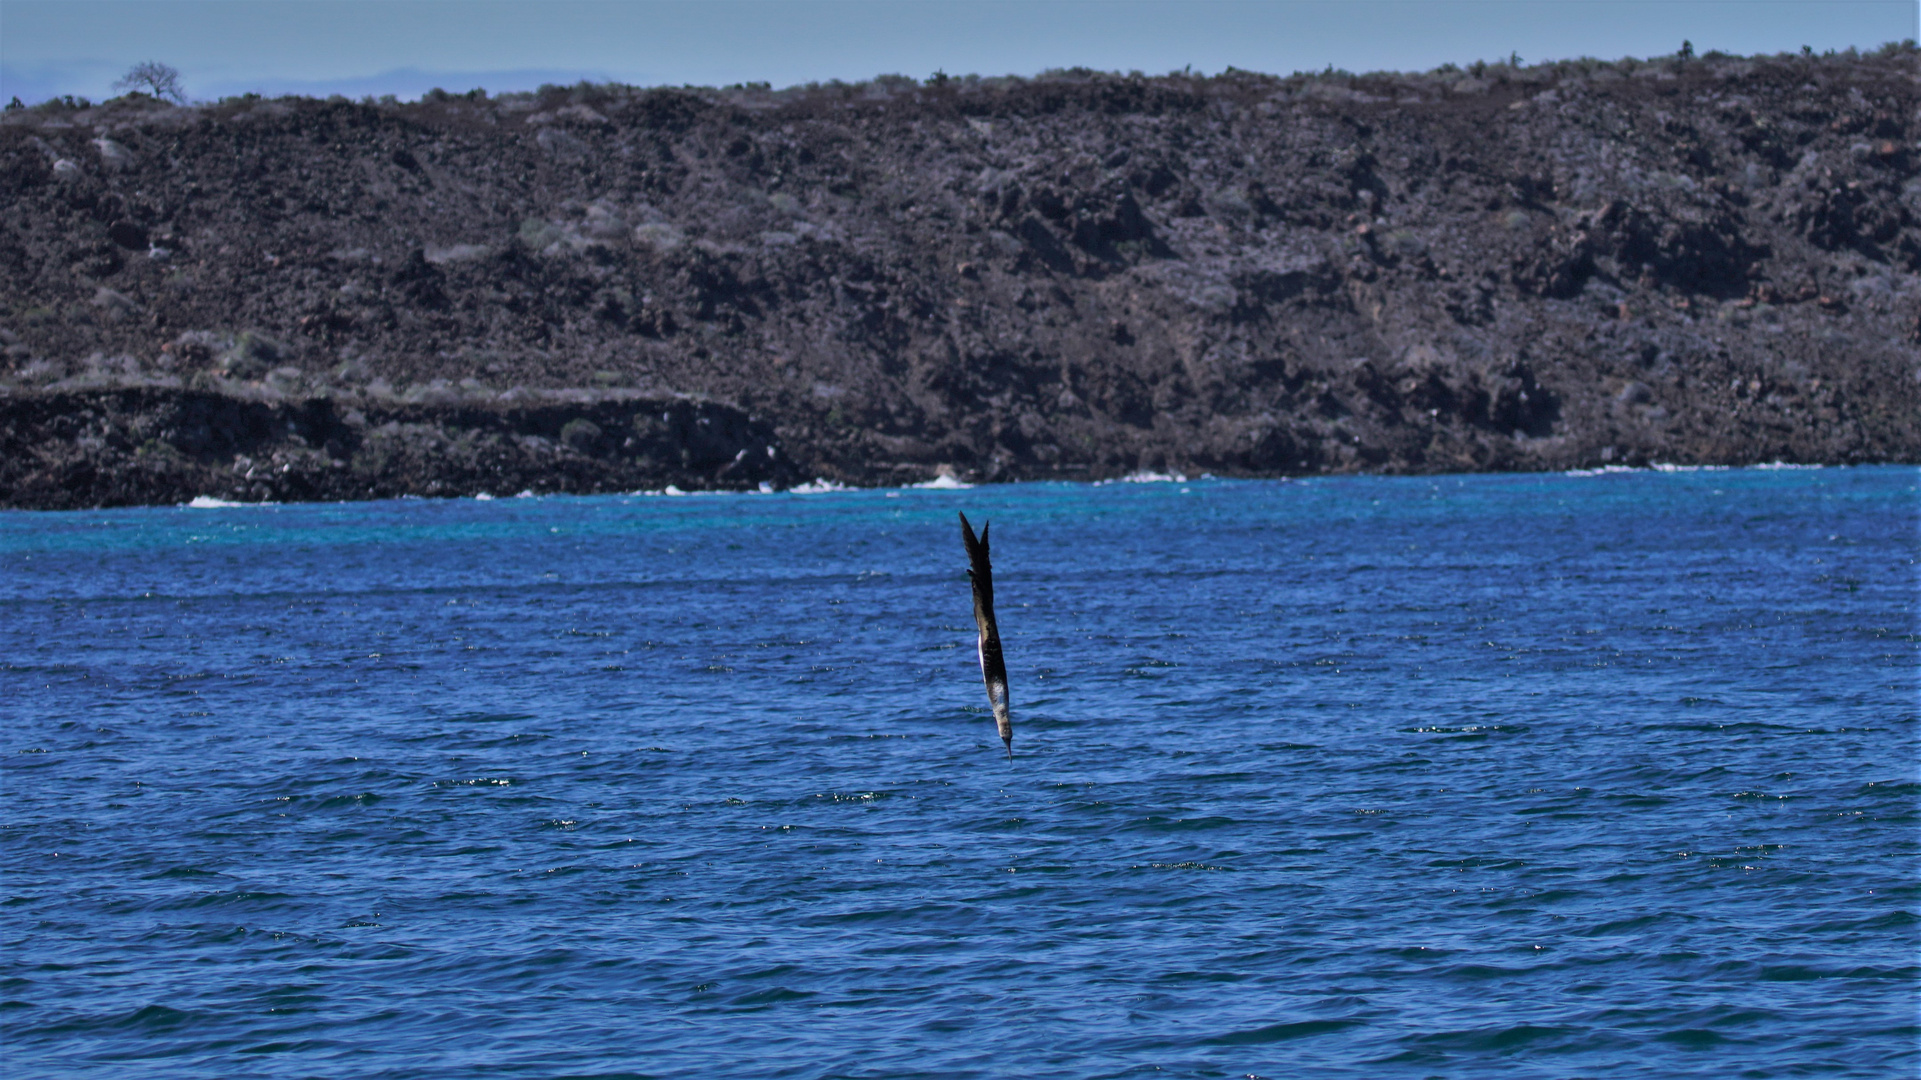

[2,0,1915,105]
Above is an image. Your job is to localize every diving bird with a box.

[959,512,1013,760]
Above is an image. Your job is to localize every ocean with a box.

[3,466,1916,1078]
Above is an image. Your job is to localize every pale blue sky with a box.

[2,0,1915,105]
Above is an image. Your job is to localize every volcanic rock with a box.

[2,48,1917,508]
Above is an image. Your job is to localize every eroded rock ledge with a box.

[0,387,795,509]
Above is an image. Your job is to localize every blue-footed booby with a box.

[959,512,1013,759]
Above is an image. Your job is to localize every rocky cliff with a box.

[3,48,1918,508]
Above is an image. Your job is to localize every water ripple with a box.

[1,467,1915,1078]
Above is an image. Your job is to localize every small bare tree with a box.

[113,61,186,104]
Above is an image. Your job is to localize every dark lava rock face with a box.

[0,389,795,509]
[2,50,1917,508]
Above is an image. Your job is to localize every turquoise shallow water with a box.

[2,467,1916,1078]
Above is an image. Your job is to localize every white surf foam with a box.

[1095,471,1188,486]
[789,478,850,494]
[908,474,973,490]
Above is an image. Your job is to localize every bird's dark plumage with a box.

[959,512,1012,759]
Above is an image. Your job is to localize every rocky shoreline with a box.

[0,385,797,509]
[3,48,1917,509]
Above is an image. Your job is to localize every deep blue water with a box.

[2,467,1916,1079]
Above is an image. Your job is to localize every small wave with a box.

[183,495,268,508]
[1754,461,1822,470]
[1205,1017,1360,1045]
[1567,463,1750,477]
[1140,814,1238,832]
[115,1004,197,1032]
[908,474,973,490]
[730,986,816,1006]
[789,478,850,494]
[473,492,495,501]
[1096,470,1189,485]
[631,483,771,497]
[182,889,297,908]
[142,866,223,879]
[1656,1028,1733,1046]
[1404,723,1527,738]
